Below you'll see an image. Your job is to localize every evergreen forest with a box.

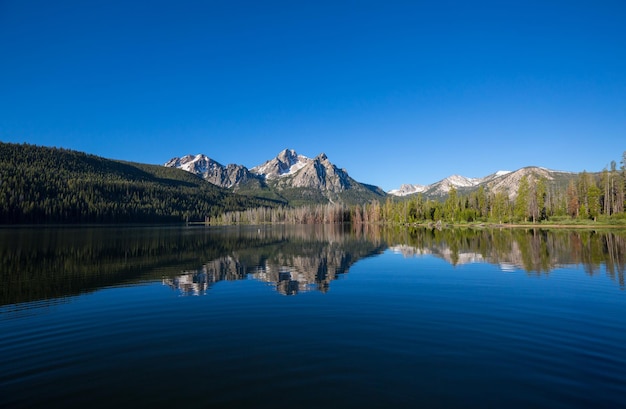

[0,142,280,223]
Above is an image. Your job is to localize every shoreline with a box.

[1,220,626,230]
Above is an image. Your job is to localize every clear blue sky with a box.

[1,1,625,191]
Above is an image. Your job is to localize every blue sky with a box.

[1,1,625,191]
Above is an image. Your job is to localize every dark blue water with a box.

[1,226,625,408]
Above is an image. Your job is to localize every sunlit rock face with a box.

[388,167,575,200]
[250,148,310,180]
[164,154,258,188]
[165,148,384,203]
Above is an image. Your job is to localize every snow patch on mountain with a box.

[446,175,481,188]
[164,154,223,175]
[388,169,516,197]
[387,184,427,196]
[250,148,311,179]
[164,153,258,189]
[281,160,308,176]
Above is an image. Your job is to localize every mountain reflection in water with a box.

[1,225,625,307]
[162,247,362,296]
[162,225,386,296]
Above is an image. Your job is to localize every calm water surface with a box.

[1,225,625,408]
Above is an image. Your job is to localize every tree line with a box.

[213,152,626,225]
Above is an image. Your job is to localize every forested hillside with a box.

[0,143,280,223]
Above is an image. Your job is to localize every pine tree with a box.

[515,176,530,222]
[536,177,547,222]
[588,184,601,221]
[567,180,579,218]
[444,187,459,221]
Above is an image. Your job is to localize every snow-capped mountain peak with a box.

[445,175,480,188]
[388,167,572,199]
[387,184,427,196]
[164,154,223,175]
[251,148,311,179]
[164,153,256,189]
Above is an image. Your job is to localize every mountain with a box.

[389,167,574,199]
[164,149,579,205]
[261,151,386,205]
[386,184,427,197]
[166,149,386,205]
[250,148,309,179]
[260,152,350,192]
[421,174,483,197]
[164,154,261,190]
[389,172,505,198]
[483,167,574,199]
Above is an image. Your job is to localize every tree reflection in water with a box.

[385,227,626,287]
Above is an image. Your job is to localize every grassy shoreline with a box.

[401,220,626,230]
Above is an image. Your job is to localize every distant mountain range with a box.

[166,149,578,202]
[388,167,575,199]
[165,149,386,205]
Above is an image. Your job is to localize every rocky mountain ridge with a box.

[250,148,309,179]
[164,154,256,189]
[165,149,578,203]
[390,167,575,199]
[165,149,385,205]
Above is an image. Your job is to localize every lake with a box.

[1,225,625,408]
